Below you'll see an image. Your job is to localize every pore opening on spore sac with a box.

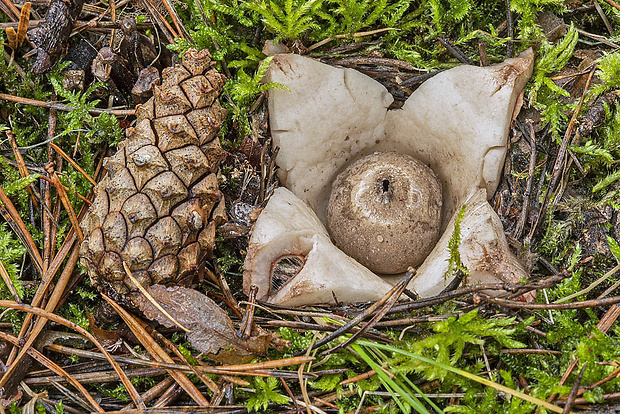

[382,179,390,193]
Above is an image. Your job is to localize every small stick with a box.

[594,0,614,35]
[340,370,377,385]
[24,367,167,386]
[152,384,183,408]
[0,185,43,274]
[122,377,175,410]
[6,130,38,207]
[46,343,314,376]
[387,271,569,315]
[0,0,19,20]
[0,259,21,302]
[44,164,84,242]
[238,285,258,339]
[504,0,514,57]
[478,40,489,66]
[375,313,458,327]
[296,269,415,356]
[49,142,96,186]
[0,246,79,390]
[513,120,537,239]
[529,66,596,239]
[481,294,620,309]
[160,0,190,40]
[38,174,91,204]
[215,263,244,318]
[400,70,445,87]
[0,92,134,116]
[0,331,101,412]
[306,28,396,52]
[6,231,78,366]
[122,262,190,332]
[602,0,620,12]
[139,0,177,43]
[322,270,414,355]
[562,364,586,414]
[0,299,144,407]
[139,320,220,395]
[438,37,474,65]
[324,56,426,72]
[102,294,211,406]
[43,99,57,274]
[500,349,562,355]
[266,320,390,341]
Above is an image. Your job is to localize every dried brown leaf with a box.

[136,285,269,360]
[86,309,122,350]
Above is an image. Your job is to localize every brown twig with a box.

[324,56,426,72]
[438,37,474,65]
[0,0,19,20]
[340,370,377,385]
[45,164,84,242]
[529,66,596,239]
[322,270,415,355]
[24,367,168,386]
[513,120,537,239]
[0,258,21,302]
[386,271,569,315]
[45,343,314,376]
[0,185,43,274]
[123,377,175,410]
[12,230,77,360]
[102,294,211,406]
[375,313,459,327]
[0,331,102,412]
[504,0,514,57]
[6,130,39,207]
[481,294,620,309]
[0,245,79,390]
[49,142,96,186]
[238,285,258,339]
[500,349,562,355]
[265,320,390,341]
[38,174,91,204]
[562,364,586,414]
[295,269,415,356]
[0,299,144,407]
[306,27,396,52]
[0,93,135,116]
[139,321,219,395]
[478,40,489,66]
[160,0,190,40]
[602,0,620,12]
[139,0,177,43]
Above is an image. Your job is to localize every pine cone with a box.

[79,49,227,305]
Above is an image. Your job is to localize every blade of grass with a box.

[358,340,563,413]
[353,343,432,414]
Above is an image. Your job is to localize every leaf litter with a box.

[136,285,270,362]
[1,0,620,412]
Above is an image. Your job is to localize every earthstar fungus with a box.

[244,49,535,306]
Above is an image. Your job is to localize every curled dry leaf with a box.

[85,309,123,350]
[136,285,269,362]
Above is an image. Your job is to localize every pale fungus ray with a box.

[244,49,535,306]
